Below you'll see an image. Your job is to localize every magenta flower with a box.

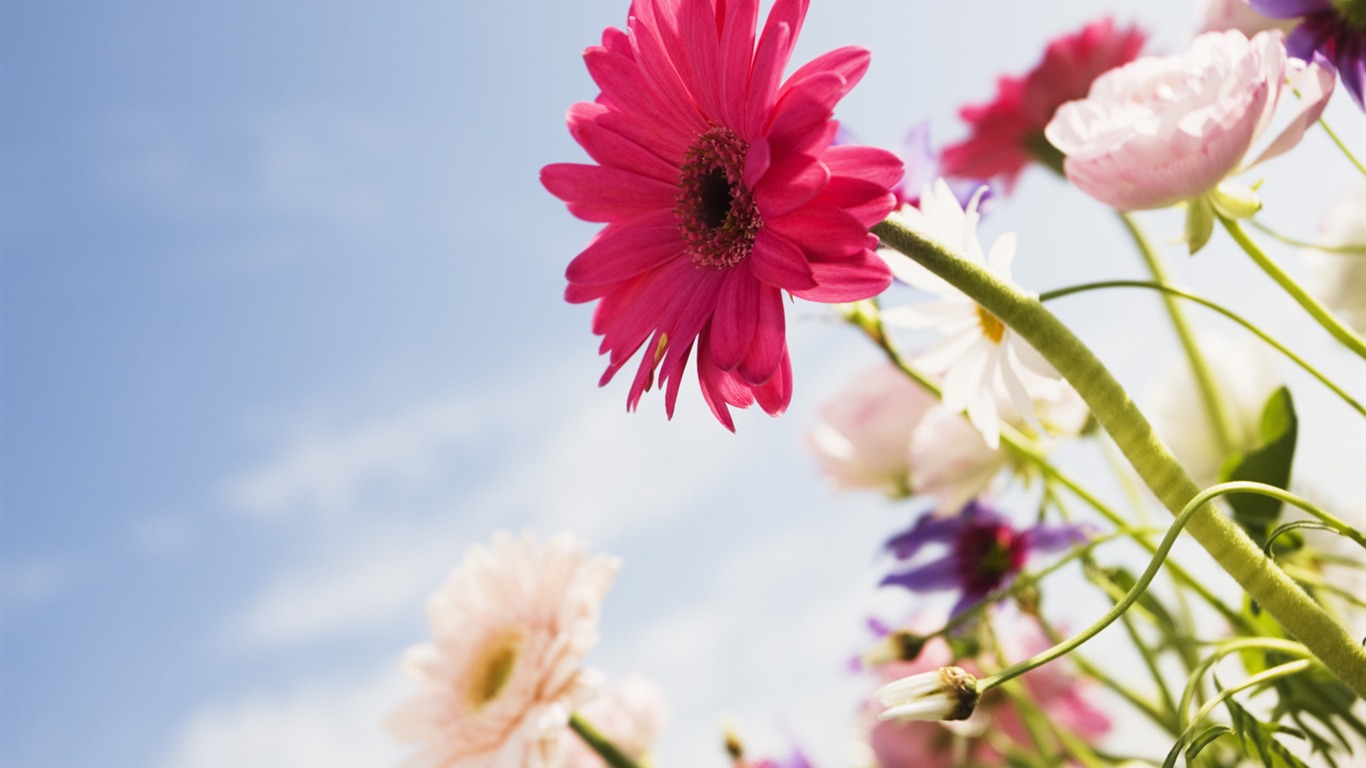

[938,18,1146,190]
[542,0,902,430]
[881,502,1088,617]
[1250,0,1366,109]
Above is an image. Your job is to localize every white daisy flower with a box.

[881,180,1062,449]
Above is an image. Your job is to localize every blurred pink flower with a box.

[560,676,668,768]
[542,0,901,430]
[807,363,1005,506]
[386,532,620,768]
[1200,0,1296,36]
[939,18,1146,190]
[866,618,1110,767]
[1045,29,1335,212]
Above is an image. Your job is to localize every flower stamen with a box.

[976,304,1006,344]
[677,127,761,269]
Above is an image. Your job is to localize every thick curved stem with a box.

[872,215,1366,697]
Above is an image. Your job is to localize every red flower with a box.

[939,18,1146,190]
[542,0,902,430]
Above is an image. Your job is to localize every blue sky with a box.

[2,1,1362,766]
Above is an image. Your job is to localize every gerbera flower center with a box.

[465,628,521,710]
[676,126,761,269]
[975,304,1006,344]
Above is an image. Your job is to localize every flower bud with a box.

[874,666,980,722]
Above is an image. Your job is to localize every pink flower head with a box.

[939,18,1146,190]
[865,618,1110,768]
[1045,29,1336,212]
[542,0,903,430]
[386,532,620,768]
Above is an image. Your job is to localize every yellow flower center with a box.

[466,629,521,710]
[975,305,1005,344]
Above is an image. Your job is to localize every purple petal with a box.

[1247,0,1332,18]
[881,555,960,592]
[1020,523,1092,555]
[885,512,965,559]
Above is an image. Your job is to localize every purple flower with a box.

[1251,0,1366,109]
[881,501,1088,617]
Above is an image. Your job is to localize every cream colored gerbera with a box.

[386,531,620,768]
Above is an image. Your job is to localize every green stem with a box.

[1176,637,1309,729]
[1319,117,1366,177]
[874,215,1366,697]
[1037,618,1177,735]
[1185,659,1315,734]
[1212,480,1366,550]
[858,315,1252,632]
[1248,218,1366,255]
[1120,212,1239,454]
[1040,279,1366,417]
[1219,214,1366,358]
[569,713,642,768]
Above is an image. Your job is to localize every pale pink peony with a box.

[543,0,902,430]
[386,532,620,768]
[559,676,668,768]
[1045,29,1334,212]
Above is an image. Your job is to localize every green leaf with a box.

[1226,697,1313,768]
[1219,387,1298,545]
[1186,725,1233,762]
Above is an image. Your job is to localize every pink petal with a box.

[565,210,684,286]
[738,285,787,385]
[766,204,869,258]
[541,163,677,222]
[719,0,761,127]
[749,229,817,290]
[766,71,845,152]
[821,144,905,190]
[568,103,679,182]
[583,46,700,146]
[1245,58,1335,169]
[746,20,791,137]
[791,250,892,303]
[754,153,830,216]
[780,46,870,101]
[752,351,792,415]
[814,176,898,228]
[743,135,772,189]
[710,267,761,371]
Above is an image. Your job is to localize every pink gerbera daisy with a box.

[542,0,902,430]
[938,17,1146,190]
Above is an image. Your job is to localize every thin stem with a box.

[569,713,642,768]
[875,214,1366,696]
[1319,117,1366,177]
[1120,212,1238,454]
[1186,659,1315,734]
[1210,480,1366,550]
[1219,213,1366,358]
[858,314,1251,632]
[1248,218,1366,255]
[1176,637,1309,729]
[1040,279,1366,417]
[1037,618,1176,734]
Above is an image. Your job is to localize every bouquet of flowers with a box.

[388,1,1365,765]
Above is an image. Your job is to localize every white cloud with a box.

[0,558,68,605]
[161,666,409,768]
[221,396,485,519]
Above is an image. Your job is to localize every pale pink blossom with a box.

[807,363,1006,507]
[1200,0,1296,36]
[1045,29,1335,212]
[559,676,668,768]
[1303,184,1366,335]
[386,532,620,768]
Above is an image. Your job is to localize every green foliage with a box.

[1220,387,1298,545]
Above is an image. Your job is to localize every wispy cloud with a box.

[161,665,408,768]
